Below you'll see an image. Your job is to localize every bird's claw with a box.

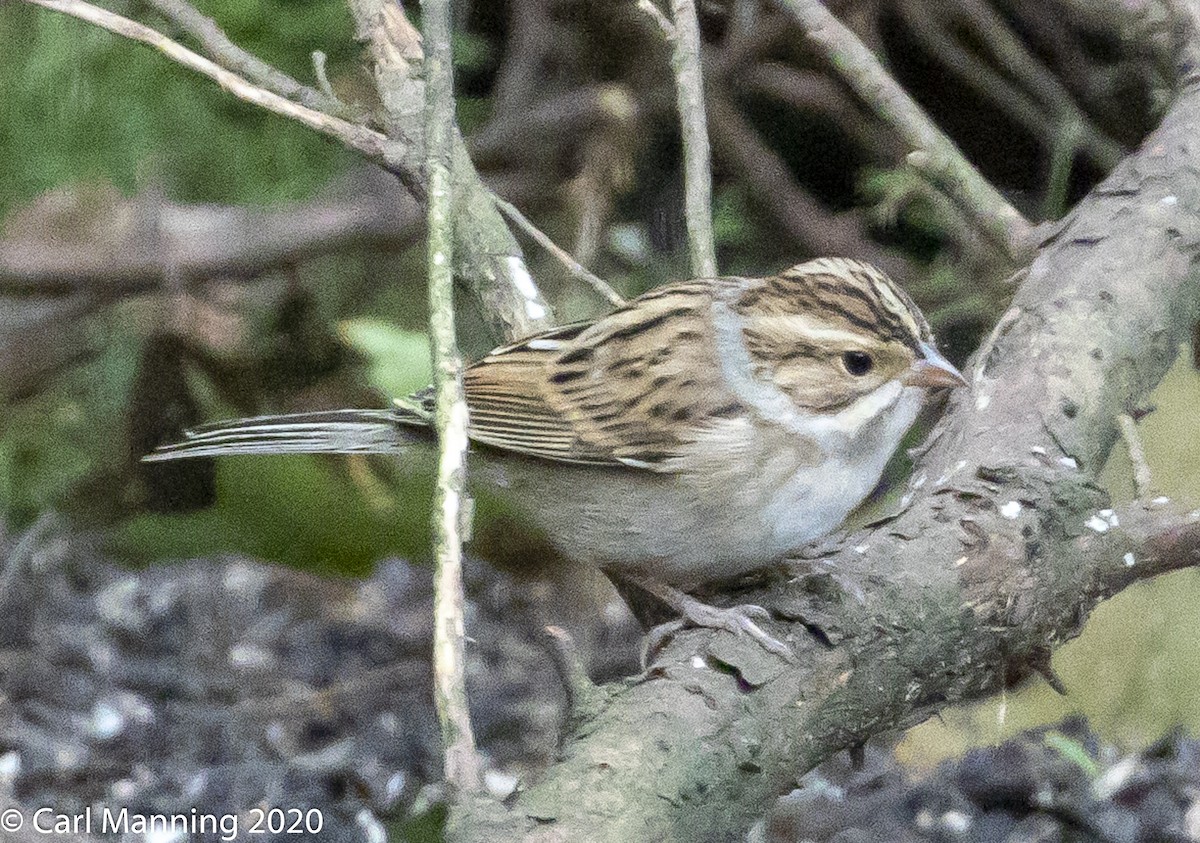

[643,601,792,665]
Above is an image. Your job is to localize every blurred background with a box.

[1,0,1198,838]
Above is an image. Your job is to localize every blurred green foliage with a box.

[0,0,416,569]
[112,319,436,573]
[0,0,361,217]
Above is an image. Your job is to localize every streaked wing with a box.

[464,281,746,470]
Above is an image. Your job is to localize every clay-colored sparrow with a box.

[147,258,965,656]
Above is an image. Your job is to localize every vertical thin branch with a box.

[423,0,481,794]
[667,0,718,277]
[1117,413,1154,499]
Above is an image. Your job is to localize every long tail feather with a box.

[143,408,426,462]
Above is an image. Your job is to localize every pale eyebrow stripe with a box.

[750,313,878,347]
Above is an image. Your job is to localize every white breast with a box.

[475,385,926,586]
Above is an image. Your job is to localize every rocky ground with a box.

[0,516,638,842]
[0,518,1196,843]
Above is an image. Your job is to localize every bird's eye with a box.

[841,351,874,376]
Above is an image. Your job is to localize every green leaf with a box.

[338,319,432,398]
[1042,730,1100,778]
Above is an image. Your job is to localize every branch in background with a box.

[772,0,1035,262]
[422,0,481,796]
[143,0,363,122]
[641,0,718,277]
[493,197,626,307]
[893,0,1120,176]
[345,0,554,343]
[743,63,904,163]
[956,0,1123,167]
[0,172,420,292]
[707,94,913,280]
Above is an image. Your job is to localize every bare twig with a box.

[311,50,335,102]
[23,0,551,344]
[666,0,718,277]
[22,0,406,171]
[637,0,675,39]
[956,0,1123,167]
[1117,413,1154,499]
[772,0,1035,262]
[493,197,625,306]
[423,0,481,796]
[707,94,912,278]
[642,0,718,277]
[894,0,1120,175]
[144,0,361,121]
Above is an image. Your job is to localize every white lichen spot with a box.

[691,655,706,669]
[1085,515,1110,533]
[1030,445,1047,456]
[1123,553,1135,568]
[1151,496,1170,506]
[526,300,548,320]
[1000,501,1022,519]
[954,556,968,567]
[912,472,927,489]
[507,255,539,300]
[89,701,124,740]
[1161,195,1179,206]
[975,392,991,411]
[432,251,446,266]
[484,769,519,800]
[1099,508,1113,518]
[1058,456,1079,470]
[854,544,870,555]
[526,338,563,351]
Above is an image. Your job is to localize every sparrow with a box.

[146,258,966,657]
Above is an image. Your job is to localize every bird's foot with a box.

[626,575,792,663]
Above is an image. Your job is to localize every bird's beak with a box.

[902,342,967,389]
